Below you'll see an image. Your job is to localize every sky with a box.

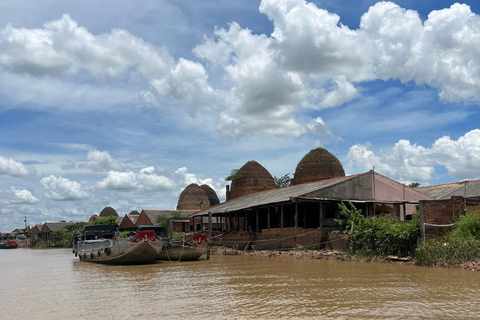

[1,0,480,231]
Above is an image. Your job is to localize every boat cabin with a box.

[81,224,118,240]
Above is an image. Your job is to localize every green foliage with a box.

[336,202,420,257]
[118,231,130,238]
[408,182,421,188]
[225,169,240,181]
[273,173,291,188]
[51,229,74,248]
[89,215,118,226]
[415,212,480,267]
[172,232,185,241]
[157,215,168,227]
[446,213,480,241]
[64,222,87,233]
[415,239,480,267]
[33,239,47,248]
[157,211,183,227]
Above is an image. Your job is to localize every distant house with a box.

[29,224,43,244]
[38,222,74,246]
[416,180,480,240]
[137,209,198,235]
[192,170,433,250]
[118,212,141,231]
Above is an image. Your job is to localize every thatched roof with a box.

[177,183,211,210]
[291,148,345,185]
[228,161,276,200]
[99,206,118,217]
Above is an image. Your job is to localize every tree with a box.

[408,182,421,188]
[225,169,239,181]
[157,211,184,227]
[89,215,118,226]
[273,173,291,188]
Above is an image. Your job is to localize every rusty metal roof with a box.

[416,180,480,200]
[192,173,361,216]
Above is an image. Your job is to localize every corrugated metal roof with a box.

[43,222,74,232]
[192,174,360,216]
[143,209,198,223]
[416,180,480,200]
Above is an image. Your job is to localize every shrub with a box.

[337,202,420,257]
[415,212,480,267]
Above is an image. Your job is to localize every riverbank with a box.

[216,247,480,271]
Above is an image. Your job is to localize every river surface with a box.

[1,248,479,319]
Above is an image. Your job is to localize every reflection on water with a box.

[1,249,480,319]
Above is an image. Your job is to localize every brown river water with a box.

[1,248,480,319]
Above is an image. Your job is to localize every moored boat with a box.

[0,240,18,249]
[158,234,207,261]
[72,224,163,264]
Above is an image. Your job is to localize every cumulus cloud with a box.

[0,14,213,105]
[10,187,39,204]
[138,166,175,191]
[0,156,36,177]
[2,3,480,139]
[97,171,138,190]
[78,150,124,172]
[40,175,89,200]
[195,1,480,137]
[347,129,480,182]
[175,167,226,201]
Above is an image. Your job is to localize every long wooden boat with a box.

[0,240,18,249]
[72,225,163,264]
[158,234,207,261]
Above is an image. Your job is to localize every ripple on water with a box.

[2,250,480,319]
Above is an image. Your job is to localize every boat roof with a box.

[136,225,164,232]
[82,224,118,232]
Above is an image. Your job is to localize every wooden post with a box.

[267,207,271,237]
[294,201,298,249]
[281,206,284,235]
[319,203,324,249]
[256,209,259,233]
[303,203,306,229]
[419,201,425,242]
[207,212,212,260]
[169,218,174,239]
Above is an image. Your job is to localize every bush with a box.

[415,212,480,267]
[415,239,480,267]
[337,202,420,257]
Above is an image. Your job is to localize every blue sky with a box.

[1,0,480,231]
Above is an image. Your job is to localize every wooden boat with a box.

[72,225,163,264]
[0,240,18,249]
[157,234,207,261]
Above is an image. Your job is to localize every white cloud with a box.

[78,150,124,172]
[0,156,36,177]
[2,2,480,141]
[174,167,226,201]
[10,187,39,204]
[0,14,213,107]
[40,175,89,200]
[347,129,480,182]
[138,166,175,191]
[97,171,138,190]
